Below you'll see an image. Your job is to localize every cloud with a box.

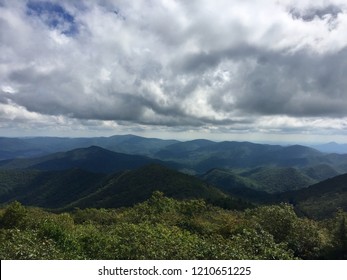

[1,0,347,139]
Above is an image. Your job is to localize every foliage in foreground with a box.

[0,193,346,260]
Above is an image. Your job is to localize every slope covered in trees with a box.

[2,135,347,176]
[201,167,317,194]
[0,164,251,211]
[0,135,346,260]
[0,146,176,173]
[0,135,179,160]
[279,173,347,219]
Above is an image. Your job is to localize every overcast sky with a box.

[1,0,347,142]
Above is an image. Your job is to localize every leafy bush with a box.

[1,201,27,229]
[246,204,330,259]
[0,194,343,260]
[0,229,67,259]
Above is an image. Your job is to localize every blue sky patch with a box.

[26,1,78,36]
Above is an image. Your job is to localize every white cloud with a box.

[1,0,347,141]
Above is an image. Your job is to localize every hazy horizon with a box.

[2,132,347,147]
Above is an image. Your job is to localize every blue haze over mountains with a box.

[0,134,346,218]
[2,134,347,173]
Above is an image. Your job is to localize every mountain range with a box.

[0,145,177,173]
[2,134,347,173]
[0,164,249,211]
[0,135,178,160]
[311,142,347,154]
[0,134,346,218]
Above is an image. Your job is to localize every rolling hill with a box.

[201,168,347,219]
[0,164,250,210]
[0,135,346,218]
[154,141,347,173]
[301,164,340,181]
[2,135,347,176]
[0,134,179,160]
[66,164,240,210]
[0,169,107,208]
[239,167,316,193]
[201,168,260,191]
[0,146,177,173]
[278,173,347,219]
[200,168,274,203]
[312,142,347,154]
[201,166,316,195]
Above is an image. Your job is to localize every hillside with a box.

[0,135,179,160]
[202,167,316,194]
[155,141,283,171]
[0,170,42,198]
[301,164,340,181]
[100,134,179,156]
[239,167,316,193]
[154,141,344,173]
[279,173,347,219]
[2,135,347,176]
[200,168,273,203]
[0,169,107,208]
[0,135,346,220]
[312,142,347,154]
[0,164,248,211]
[0,146,175,173]
[67,164,247,210]
[155,139,215,159]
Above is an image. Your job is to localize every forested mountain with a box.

[0,135,347,220]
[239,167,316,193]
[3,135,347,175]
[279,173,347,219]
[301,164,340,181]
[0,146,176,173]
[0,164,249,211]
[201,167,347,219]
[154,141,347,173]
[65,164,246,210]
[0,140,346,260]
[0,135,179,160]
[312,142,347,154]
[0,135,347,216]
[202,167,316,194]
[0,169,107,209]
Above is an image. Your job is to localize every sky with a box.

[1,0,347,143]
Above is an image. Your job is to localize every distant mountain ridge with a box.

[0,134,347,217]
[154,140,347,174]
[1,162,346,219]
[3,134,347,177]
[0,146,177,173]
[0,134,179,160]
[201,166,320,194]
[312,142,347,154]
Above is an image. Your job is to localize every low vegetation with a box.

[1,193,346,260]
